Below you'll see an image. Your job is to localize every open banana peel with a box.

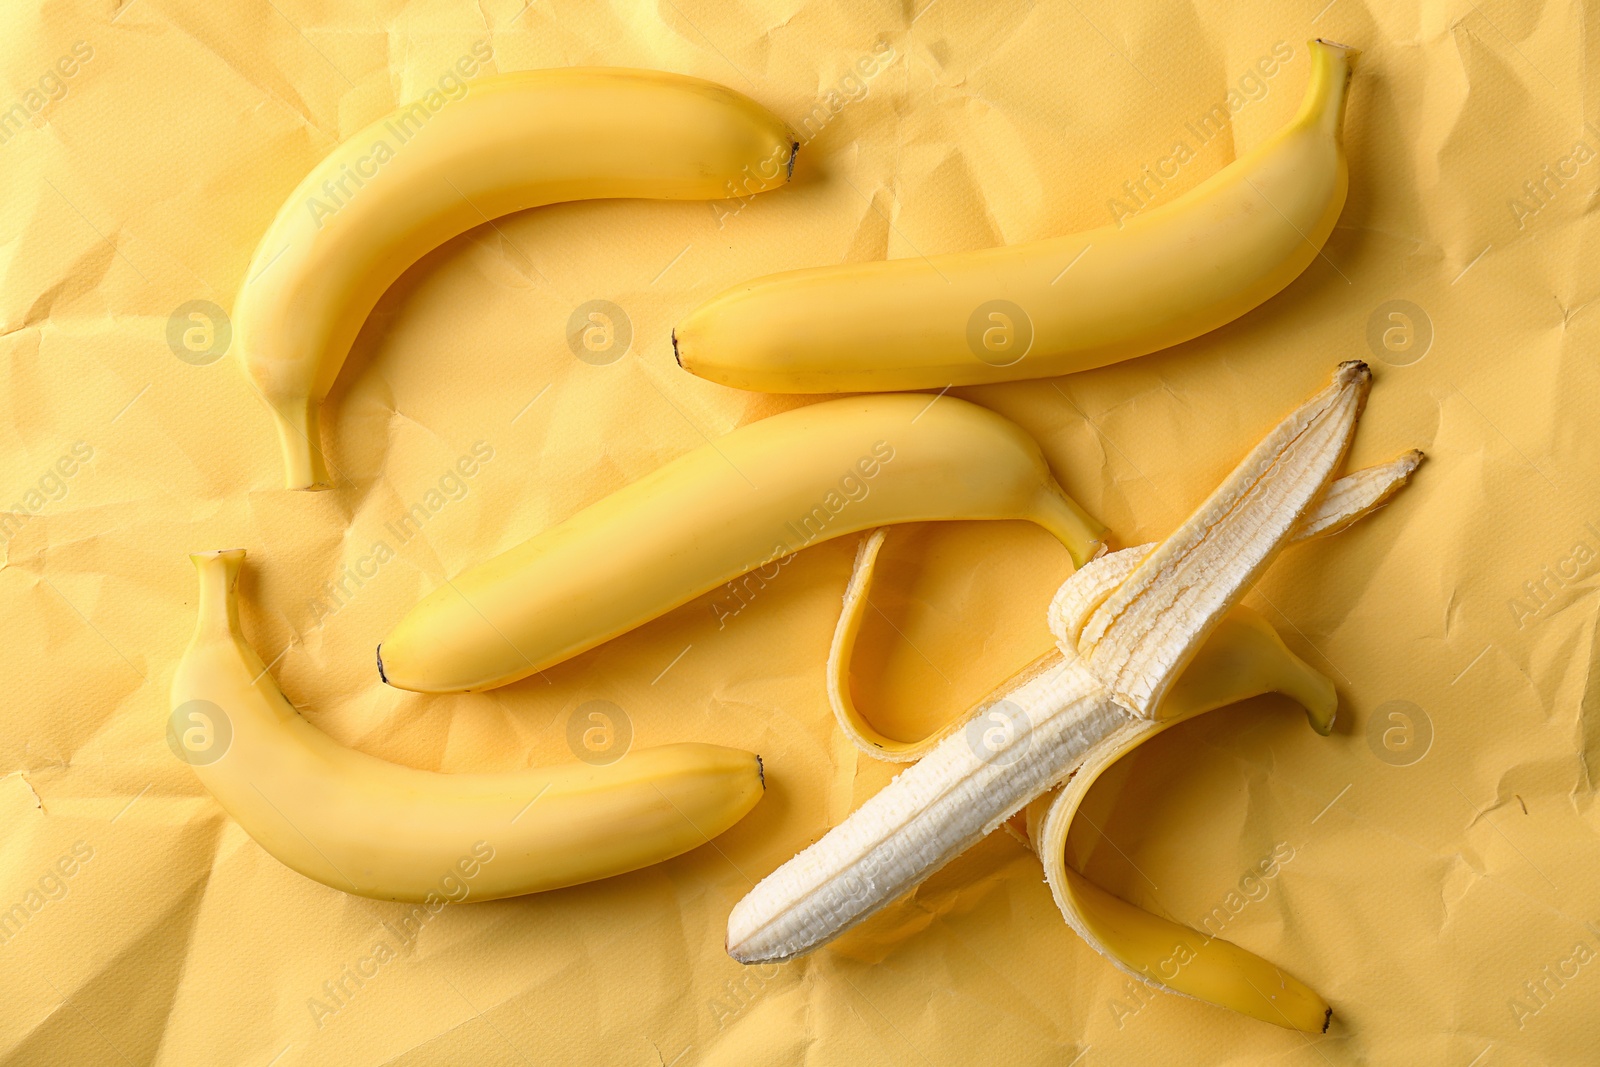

[728,363,1424,1032]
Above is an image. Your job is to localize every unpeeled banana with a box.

[377,394,1105,693]
[235,67,796,489]
[728,364,1423,1031]
[170,549,764,902]
[673,40,1356,393]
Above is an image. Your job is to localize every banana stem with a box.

[1297,39,1359,142]
[190,549,247,642]
[269,398,331,492]
[1035,489,1109,568]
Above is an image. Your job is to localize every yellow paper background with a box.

[3,0,1598,1062]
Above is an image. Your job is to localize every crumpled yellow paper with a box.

[3,0,1598,1063]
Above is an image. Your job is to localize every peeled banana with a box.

[378,394,1105,693]
[235,68,796,489]
[674,40,1356,393]
[170,549,764,902]
[729,364,1422,1031]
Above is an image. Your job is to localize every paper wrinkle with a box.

[1,770,45,812]
[156,9,336,141]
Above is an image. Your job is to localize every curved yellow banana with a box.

[236,67,796,489]
[170,550,764,902]
[673,40,1356,393]
[378,394,1104,693]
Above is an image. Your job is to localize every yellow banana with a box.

[170,549,764,902]
[235,67,796,489]
[728,365,1421,1031]
[673,40,1356,393]
[377,394,1105,693]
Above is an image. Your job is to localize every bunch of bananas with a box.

[174,40,1421,1029]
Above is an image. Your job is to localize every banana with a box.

[377,394,1105,693]
[728,365,1419,1031]
[673,39,1356,393]
[170,549,764,902]
[235,68,796,489]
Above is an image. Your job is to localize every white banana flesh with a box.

[1073,360,1370,717]
[171,550,765,902]
[728,656,1119,964]
[731,595,1336,971]
[235,68,795,489]
[730,365,1418,1032]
